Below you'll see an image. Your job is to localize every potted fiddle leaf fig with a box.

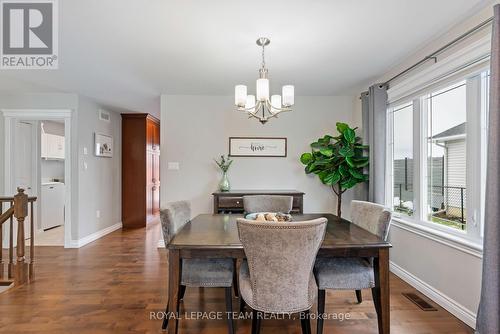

[300,122,369,217]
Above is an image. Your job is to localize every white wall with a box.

[0,93,121,244]
[160,95,359,217]
[366,4,497,328]
[76,99,122,239]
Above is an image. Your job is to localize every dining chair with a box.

[243,195,293,213]
[314,200,392,334]
[160,201,235,333]
[237,217,327,334]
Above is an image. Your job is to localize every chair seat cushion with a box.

[239,261,317,313]
[314,258,375,290]
[181,258,234,287]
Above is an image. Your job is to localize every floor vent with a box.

[402,292,438,311]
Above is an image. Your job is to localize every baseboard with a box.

[157,238,165,248]
[67,222,122,248]
[390,260,477,329]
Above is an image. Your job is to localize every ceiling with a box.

[0,0,492,114]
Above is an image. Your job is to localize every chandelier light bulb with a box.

[235,85,247,107]
[245,95,256,109]
[271,95,282,112]
[282,85,294,107]
[256,78,269,101]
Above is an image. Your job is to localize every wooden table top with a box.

[168,213,391,251]
[212,189,305,195]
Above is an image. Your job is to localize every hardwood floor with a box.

[0,219,473,334]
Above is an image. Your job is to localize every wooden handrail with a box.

[0,188,37,285]
[0,206,14,225]
[0,196,37,202]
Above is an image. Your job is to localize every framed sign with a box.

[229,137,287,157]
[95,133,113,158]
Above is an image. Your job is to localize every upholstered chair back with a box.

[350,200,392,240]
[160,201,191,245]
[236,218,327,313]
[243,195,293,213]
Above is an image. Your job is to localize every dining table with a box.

[166,213,392,334]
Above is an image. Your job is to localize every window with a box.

[388,70,489,242]
[426,82,467,230]
[391,102,414,216]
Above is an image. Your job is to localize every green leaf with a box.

[338,164,349,177]
[345,156,355,168]
[343,128,356,143]
[336,122,349,134]
[341,177,359,189]
[322,171,341,185]
[339,146,354,157]
[300,152,313,165]
[348,168,364,179]
[354,144,369,149]
[319,147,333,157]
[310,141,323,149]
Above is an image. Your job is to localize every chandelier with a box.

[234,37,294,124]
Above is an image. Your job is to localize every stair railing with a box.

[0,188,37,285]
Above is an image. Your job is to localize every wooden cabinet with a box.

[122,113,160,228]
[212,190,304,214]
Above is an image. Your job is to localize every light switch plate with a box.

[168,162,180,170]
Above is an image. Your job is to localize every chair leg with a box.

[300,309,311,334]
[161,301,169,330]
[317,289,325,334]
[251,309,261,334]
[179,285,187,300]
[355,289,363,303]
[239,297,246,313]
[233,259,239,298]
[225,287,234,334]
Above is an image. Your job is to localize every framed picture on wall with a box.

[229,137,287,157]
[95,133,113,158]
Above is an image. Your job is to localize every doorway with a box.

[2,109,73,248]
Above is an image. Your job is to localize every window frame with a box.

[386,71,488,247]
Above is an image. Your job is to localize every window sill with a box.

[390,216,483,258]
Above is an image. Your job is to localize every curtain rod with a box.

[382,16,494,88]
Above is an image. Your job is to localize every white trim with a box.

[388,35,491,104]
[1,109,72,118]
[67,222,122,248]
[391,218,483,258]
[432,134,466,142]
[390,260,477,329]
[1,109,73,248]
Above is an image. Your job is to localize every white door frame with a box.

[2,109,73,248]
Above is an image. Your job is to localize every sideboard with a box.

[212,190,304,214]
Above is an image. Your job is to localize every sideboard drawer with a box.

[213,190,304,214]
[218,196,244,209]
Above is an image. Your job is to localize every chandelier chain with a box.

[261,44,266,69]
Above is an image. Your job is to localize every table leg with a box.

[373,248,390,334]
[167,249,181,334]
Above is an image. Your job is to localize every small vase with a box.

[219,171,230,192]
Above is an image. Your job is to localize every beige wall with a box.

[160,95,359,217]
